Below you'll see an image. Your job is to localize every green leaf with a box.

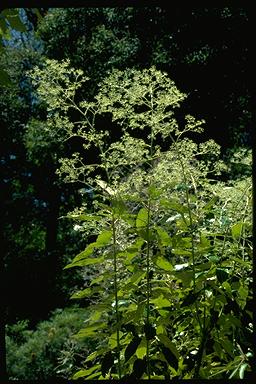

[158,334,179,360]
[125,335,141,362]
[216,268,229,283]
[238,284,249,300]
[74,322,106,338]
[172,248,191,256]
[231,222,244,240]
[134,301,146,322]
[132,358,147,378]
[155,255,173,271]
[136,338,147,359]
[108,331,124,348]
[150,295,171,309]
[160,345,178,370]
[73,365,101,379]
[156,226,172,246]
[67,213,102,221]
[136,207,148,229]
[96,230,113,245]
[64,256,104,269]
[64,230,112,268]
[70,287,92,299]
[101,351,114,377]
[130,270,146,284]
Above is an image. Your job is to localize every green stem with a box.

[146,199,151,380]
[111,213,121,379]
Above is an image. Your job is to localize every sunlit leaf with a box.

[136,207,148,229]
[231,222,244,240]
[136,338,147,359]
[74,322,106,338]
[155,255,173,271]
[150,295,171,309]
[64,256,104,269]
[156,226,172,246]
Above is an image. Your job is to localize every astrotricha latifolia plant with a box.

[27,60,252,380]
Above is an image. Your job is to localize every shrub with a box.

[27,62,253,379]
[6,306,94,379]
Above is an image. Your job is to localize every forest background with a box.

[0,5,253,380]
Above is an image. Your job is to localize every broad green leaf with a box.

[130,270,146,284]
[156,226,172,246]
[74,322,106,339]
[70,287,92,299]
[65,230,112,268]
[155,255,173,271]
[136,207,148,229]
[157,334,179,360]
[108,331,124,348]
[64,256,104,269]
[172,248,191,256]
[73,365,101,379]
[238,284,249,300]
[96,230,112,245]
[173,270,193,287]
[67,213,102,221]
[84,351,98,363]
[160,345,178,370]
[84,371,102,380]
[68,244,95,264]
[221,281,232,296]
[88,309,103,322]
[231,222,244,239]
[216,268,229,283]
[136,338,147,359]
[150,295,171,309]
[134,301,146,322]
[156,324,165,335]
[125,336,141,362]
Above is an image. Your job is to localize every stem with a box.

[111,213,121,379]
[146,199,151,380]
[173,140,203,332]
